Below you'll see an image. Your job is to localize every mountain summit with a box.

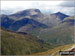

[51,12,69,20]
[10,9,41,18]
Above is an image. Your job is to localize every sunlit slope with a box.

[1,29,57,55]
[34,44,75,55]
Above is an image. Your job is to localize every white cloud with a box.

[1,1,75,16]
[1,1,62,9]
[59,1,75,7]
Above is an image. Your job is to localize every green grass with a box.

[1,29,58,55]
[33,44,75,55]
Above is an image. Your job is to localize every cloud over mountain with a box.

[1,1,75,16]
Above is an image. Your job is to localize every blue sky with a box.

[1,1,75,16]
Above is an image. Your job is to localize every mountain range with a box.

[1,9,70,31]
[1,9,75,55]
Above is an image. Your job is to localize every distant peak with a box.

[50,12,69,20]
[56,12,63,14]
[54,12,69,16]
[10,9,41,17]
[51,12,65,16]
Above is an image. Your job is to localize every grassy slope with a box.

[29,16,75,45]
[33,44,75,55]
[29,23,74,45]
[1,29,57,55]
[41,23,74,44]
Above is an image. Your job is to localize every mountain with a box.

[42,12,69,26]
[30,12,69,27]
[9,18,48,31]
[51,12,69,20]
[29,16,75,45]
[8,9,69,27]
[1,28,58,55]
[1,14,48,32]
[10,9,41,19]
[1,9,69,28]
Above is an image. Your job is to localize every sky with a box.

[1,1,75,16]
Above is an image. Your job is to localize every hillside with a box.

[1,15,48,31]
[33,44,75,55]
[1,29,57,55]
[0,15,14,30]
[62,16,75,25]
[64,16,75,20]
[9,18,48,31]
[29,16,75,45]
